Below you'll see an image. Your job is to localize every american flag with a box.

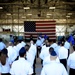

[24,21,56,39]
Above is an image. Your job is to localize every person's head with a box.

[49,47,57,56]
[0,38,2,42]
[73,45,75,51]
[1,48,8,57]
[0,48,8,65]
[61,42,64,46]
[49,39,55,46]
[58,41,62,46]
[19,47,26,57]
[30,40,34,45]
[25,44,30,52]
[49,47,54,54]
[45,39,50,47]
[50,50,57,56]
[8,42,14,46]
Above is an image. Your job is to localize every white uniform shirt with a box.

[58,46,68,59]
[26,51,35,67]
[54,45,61,56]
[0,42,6,51]
[16,43,24,52]
[13,46,19,57]
[64,41,70,50]
[29,44,37,57]
[43,55,60,66]
[21,41,26,47]
[7,46,17,63]
[39,47,50,60]
[50,43,58,49]
[41,61,68,75]
[0,58,11,73]
[41,45,46,51]
[7,46,13,58]
[10,57,33,75]
[41,38,44,44]
[36,39,42,47]
[67,51,75,69]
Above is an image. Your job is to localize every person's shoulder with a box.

[56,62,65,67]
[61,47,67,50]
[13,60,18,64]
[70,52,75,57]
[24,60,32,67]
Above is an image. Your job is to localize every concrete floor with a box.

[35,58,42,75]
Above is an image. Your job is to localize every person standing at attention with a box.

[10,47,33,75]
[67,45,75,75]
[41,50,68,75]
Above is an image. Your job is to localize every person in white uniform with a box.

[41,50,68,75]
[0,38,6,51]
[64,37,70,57]
[58,42,68,69]
[10,47,33,75]
[54,41,61,56]
[39,39,50,61]
[67,45,75,75]
[36,37,42,57]
[43,47,60,66]
[39,39,50,64]
[29,40,37,57]
[7,42,17,63]
[0,48,11,75]
[29,40,37,75]
[25,44,35,75]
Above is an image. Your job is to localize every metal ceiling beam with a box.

[0,1,75,5]
[0,23,75,25]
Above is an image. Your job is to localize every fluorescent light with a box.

[0,7,3,9]
[22,16,26,18]
[14,19,17,22]
[49,7,55,9]
[6,13,11,15]
[47,14,52,15]
[66,15,70,18]
[27,14,32,15]
[68,13,72,15]
[24,7,30,9]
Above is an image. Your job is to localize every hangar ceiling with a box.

[0,0,75,25]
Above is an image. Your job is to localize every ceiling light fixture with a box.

[27,14,32,15]
[49,7,56,9]
[22,16,26,18]
[24,7,30,9]
[0,7,3,9]
[66,15,70,18]
[68,13,72,15]
[6,13,11,15]
[47,14,52,15]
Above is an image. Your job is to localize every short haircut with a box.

[19,47,26,57]
[73,45,75,51]
[49,47,54,53]
[61,42,64,46]
[0,38,2,42]
[1,48,8,56]
[25,44,30,51]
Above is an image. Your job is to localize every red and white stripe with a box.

[25,21,56,39]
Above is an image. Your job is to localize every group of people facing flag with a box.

[0,34,75,75]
